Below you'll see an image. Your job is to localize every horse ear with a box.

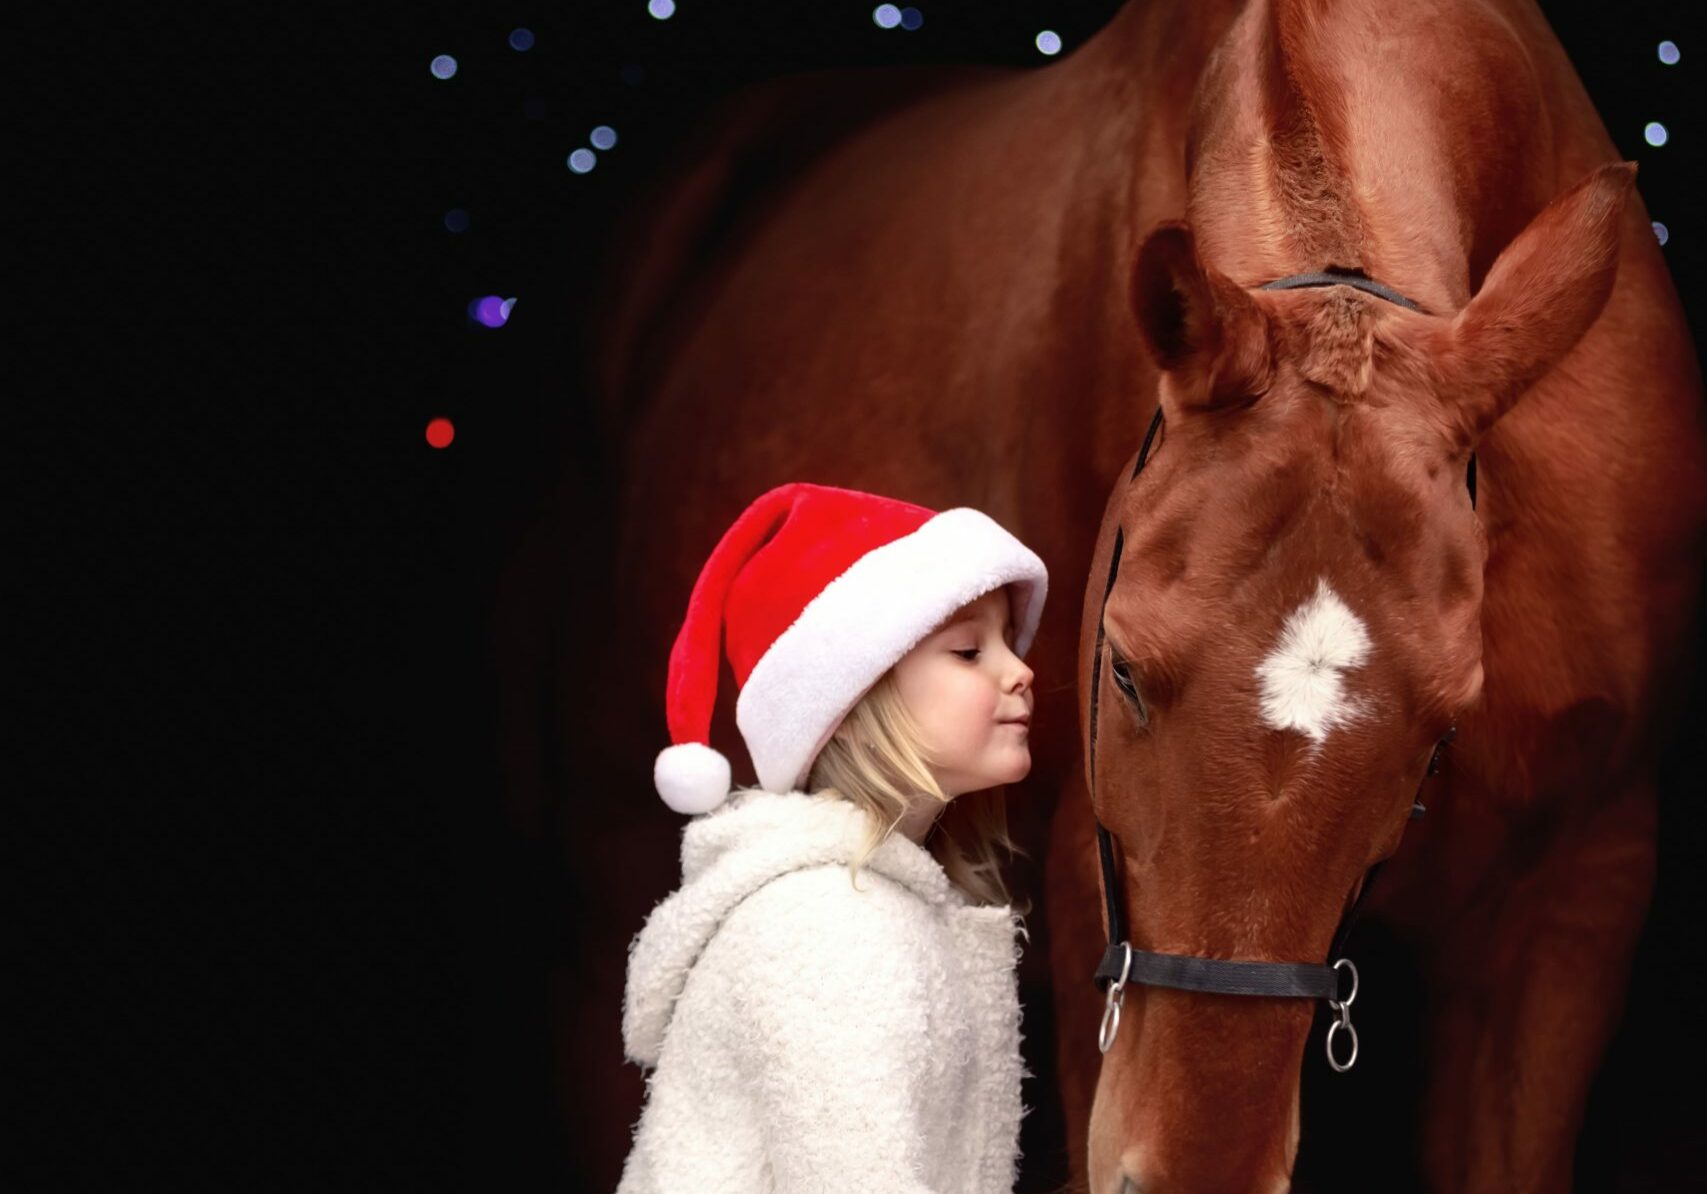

[1131,221,1273,416]
[1431,161,1638,449]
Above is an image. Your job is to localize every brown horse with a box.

[497,0,1706,1188]
[1051,2,1707,1192]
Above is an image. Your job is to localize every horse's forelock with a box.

[1291,291,1377,397]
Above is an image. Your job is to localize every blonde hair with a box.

[733,666,1031,912]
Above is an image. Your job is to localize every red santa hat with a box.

[654,482,1048,814]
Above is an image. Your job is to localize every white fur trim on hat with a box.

[735,507,1047,795]
[654,742,733,814]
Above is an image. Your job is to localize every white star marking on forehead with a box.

[1254,577,1372,746]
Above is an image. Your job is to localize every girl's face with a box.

[891,585,1035,799]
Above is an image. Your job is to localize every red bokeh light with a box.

[425,417,455,449]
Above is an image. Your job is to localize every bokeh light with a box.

[430,54,458,80]
[1644,121,1669,147]
[1657,40,1680,66]
[444,208,469,233]
[1036,30,1062,56]
[591,125,619,150]
[425,418,455,449]
[900,6,923,30]
[509,28,535,52]
[1653,221,1670,246]
[873,5,901,30]
[648,0,676,19]
[568,148,598,174]
[468,295,512,327]
[500,297,518,321]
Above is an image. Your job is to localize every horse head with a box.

[1083,158,1635,1192]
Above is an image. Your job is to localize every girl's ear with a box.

[1131,220,1275,419]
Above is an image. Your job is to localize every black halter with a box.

[1255,268,1426,312]
[1090,270,1475,1071]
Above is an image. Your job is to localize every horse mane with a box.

[1258,0,1368,275]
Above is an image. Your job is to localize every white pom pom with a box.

[654,742,733,814]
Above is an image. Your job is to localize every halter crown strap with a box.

[1258,269,1425,312]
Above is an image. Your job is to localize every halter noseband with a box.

[1090,271,1474,1071]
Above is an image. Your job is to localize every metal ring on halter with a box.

[1325,958,1360,1072]
[1098,942,1134,1054]
[1326,1013,1359,1072]
[1329,957,1358,1010]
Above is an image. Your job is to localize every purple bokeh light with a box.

[468,295,510,328]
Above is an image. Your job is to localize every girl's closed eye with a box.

[953,648,981,661]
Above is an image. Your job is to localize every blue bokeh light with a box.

[1653,221,1670,246]
[1036,30,1062,56]
[1658,41,1680,66]
[509,28,535,52]
[591,125,618,150]
[430,54,458,80]
[900,6,923,30]
[568,148,598,174]
[873,5,901,29]
[444,208,469,233]
[1644,121,1669,147]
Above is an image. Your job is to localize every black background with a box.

[24,2,1704,1190]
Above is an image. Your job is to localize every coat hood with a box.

[622,788,970,1067]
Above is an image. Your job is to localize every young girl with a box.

[618,481,1048,1194]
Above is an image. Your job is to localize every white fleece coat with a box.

[618,788,1032,1194]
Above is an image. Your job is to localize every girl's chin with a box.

[948,748,1031,792]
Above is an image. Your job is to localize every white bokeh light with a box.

[1658,40,1680,65]
[1036,30,1062,56]
[430,54,457,80]
[568,148,598,174]
[1644,121,1669,147]
[649,0,676,19]
[591,125,618,150]
[1653,221,1670,246]
[873,5,901,29]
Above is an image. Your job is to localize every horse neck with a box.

[1166,0,1563,314]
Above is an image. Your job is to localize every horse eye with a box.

[1110,658,1148,723]
[1425,724,1457,777]
[1111,659,1136,697]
